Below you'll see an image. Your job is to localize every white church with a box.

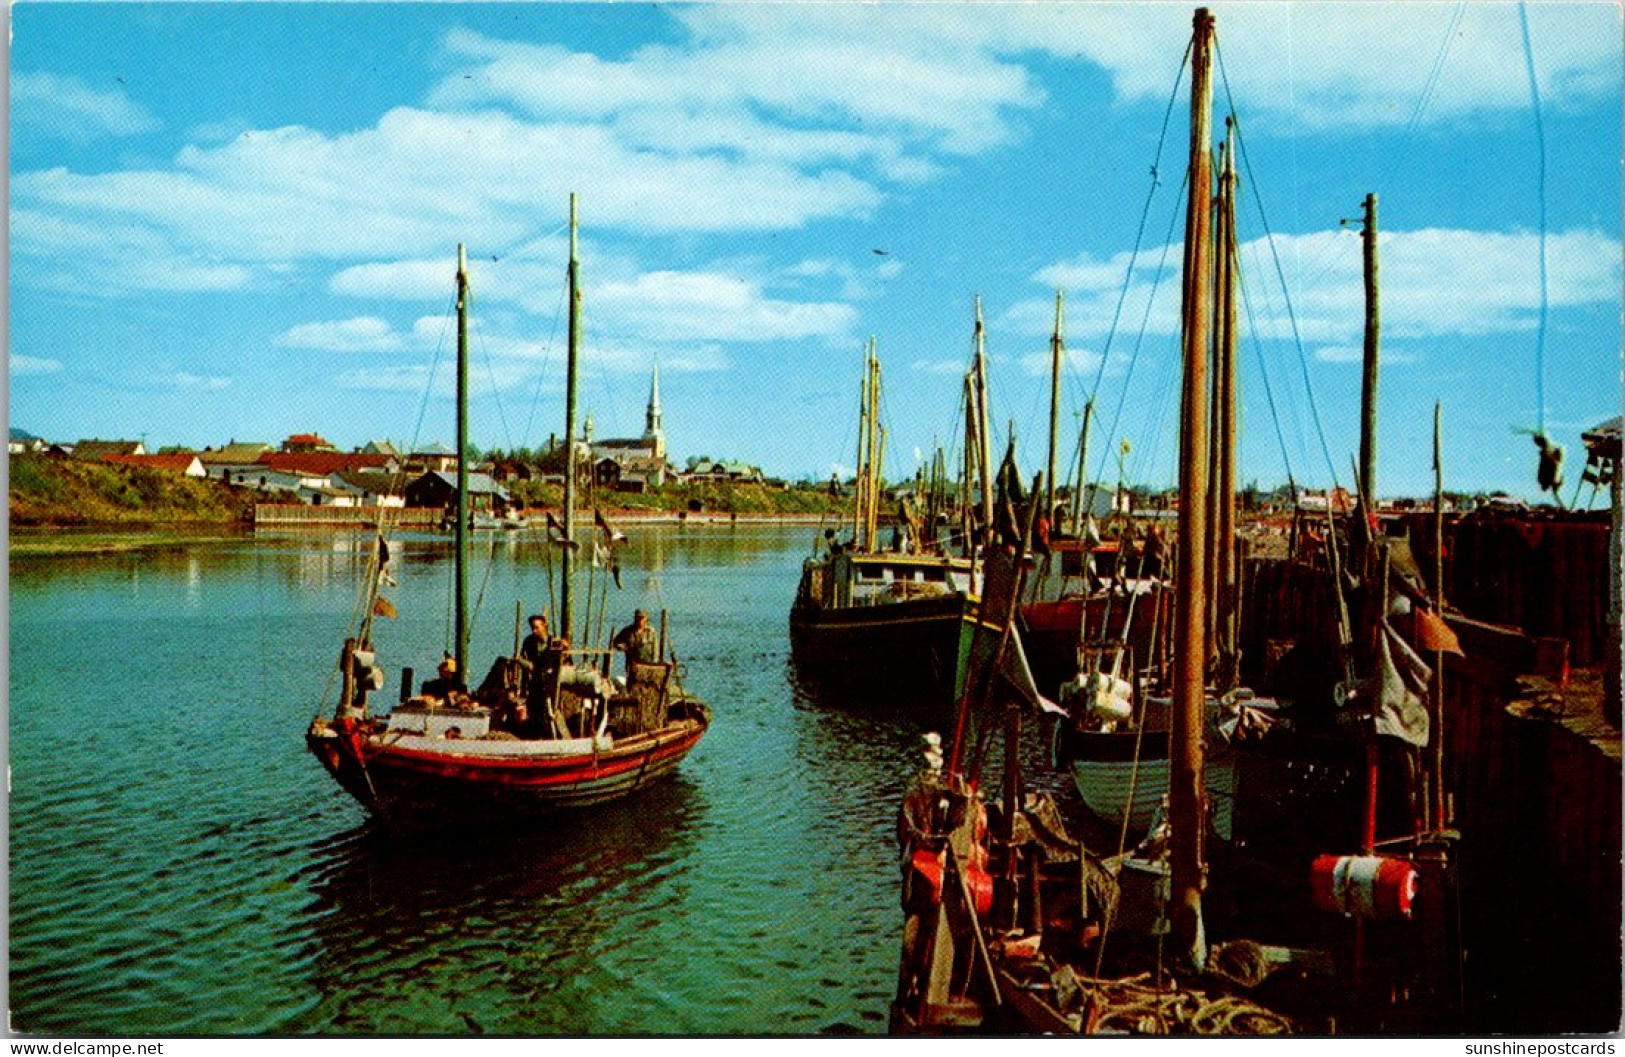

[586,366,668,492]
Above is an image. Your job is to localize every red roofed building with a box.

[281,433,338,453]
[256,451,395,476]
[102,453,206,477]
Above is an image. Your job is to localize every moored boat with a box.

[789,340,982,705]
[307,198,710,825]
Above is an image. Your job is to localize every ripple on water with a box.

[12,528,933,1035]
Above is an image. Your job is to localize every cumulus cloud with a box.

[12,355,63,376]
[274,317,413,353]
[12,71,159,142]
[1019,226,1622,347]
[592,271,856,343]
[172,372,230,390]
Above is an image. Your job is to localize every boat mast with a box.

[869,348,884,550]
[1171,5,1216,971]
[973,298,994,534]
[855,340,874,551]
[1359,192,1381,511]
[562,194,581,640]
[962,372,978,556]
[1046,290,1065,527]
[1071,398,1094,532]
[455,243,470,679]
[1214,119,1240,687]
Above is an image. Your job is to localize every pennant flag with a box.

[545,511,579,549]
[594,509,628,544]
[372,596,398,619]
[610,561,623,589]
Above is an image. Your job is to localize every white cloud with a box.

[12,71,159,142]
[592,271,856,343]
[172,372,230,390]
[274,317,412,353]
[1023,226,1621,347]
[12,355,63,376]
[912,359,967,377]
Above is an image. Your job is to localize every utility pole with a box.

[1359,192,1381,510]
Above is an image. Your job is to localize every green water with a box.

[9,524,942,1035]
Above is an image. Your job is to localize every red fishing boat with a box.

[307,201,710,824]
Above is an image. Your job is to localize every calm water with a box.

[9,523,953,1035]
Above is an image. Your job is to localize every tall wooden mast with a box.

[454,243,470,680]
[1215,117,1240,686]
[1046,290,1065,525]
[1171,5,1216,971]
[1071,398,1094,532]
[562,194,581,640]
[972,297,994,533]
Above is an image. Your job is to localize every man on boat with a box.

[420,655,466,703]
[516,614,564,719]
[611,609,658,682]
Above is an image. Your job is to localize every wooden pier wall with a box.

[1240,547,1621,1033]
[254,504,442,528]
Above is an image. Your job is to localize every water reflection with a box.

[291,778,707,1034]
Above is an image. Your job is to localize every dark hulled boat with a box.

[789,340,983,706]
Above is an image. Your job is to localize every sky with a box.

[8,1,1622,500]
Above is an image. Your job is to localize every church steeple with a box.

[645,363,662,436]
[643,363,665,460]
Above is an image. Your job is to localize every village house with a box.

[281,432,338,453]
[101,452,206,477]
[331,470,407,507]
[70,439,145,460]
[199,441,274,482]
[404,470,510,514]
[404,442,459,474]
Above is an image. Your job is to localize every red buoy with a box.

[1310,854,1418,920]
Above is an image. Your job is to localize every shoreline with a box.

[8,511,846,556]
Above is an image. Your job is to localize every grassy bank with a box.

[8,454,259,527]
[508,478,853,518]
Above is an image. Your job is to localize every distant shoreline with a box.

[8,513,846,556]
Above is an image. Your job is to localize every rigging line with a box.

[1088,164,1189,500]
[1079,37,1194,414]
[408,292,457,459]
[1215,41,1341,487]
[522,273,570,451]
[470,307,517,457]
[1236,245,1300,492]
[1407,2,1468,136]
[1238,236,1315,477]
[1519,1,1550,436]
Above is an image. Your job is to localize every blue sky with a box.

[9,2,1622,499]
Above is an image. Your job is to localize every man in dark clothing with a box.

[517,614,563,716]
[519,614,551,669]
[420,656,465,702]
[611,609,658,681]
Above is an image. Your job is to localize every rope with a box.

[1407,2,1468,136]
[1235,244,1299,493]
[1519,1,1550,436]
[522,272,570,451]
[1215,42,1340,488]
[1078,38,1193,414]
[1086,167,1189,509]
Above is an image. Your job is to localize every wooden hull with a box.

[307,705,709,824]
[789,592,977,706]
[1057,725,1236,840]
